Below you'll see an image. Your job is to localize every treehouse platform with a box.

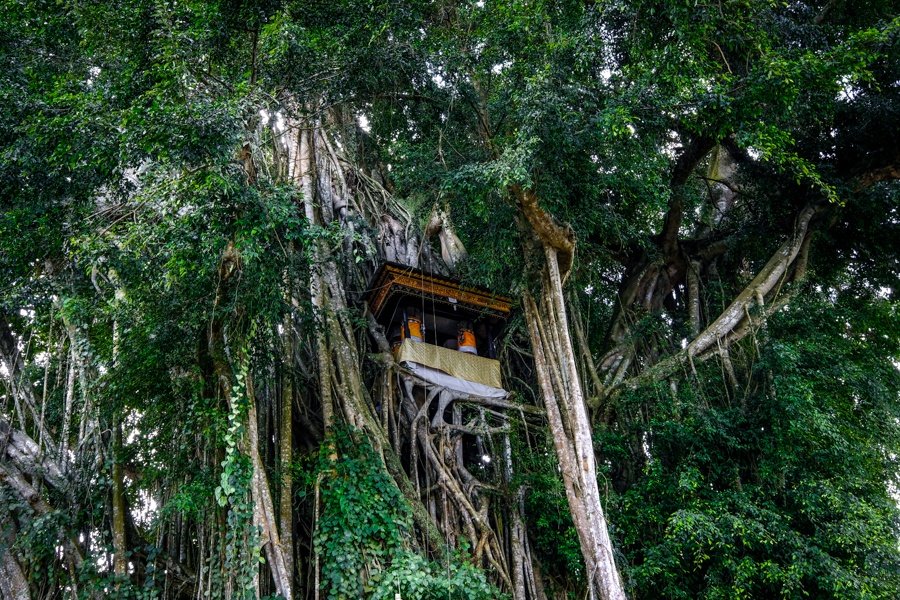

[365,262,513,397]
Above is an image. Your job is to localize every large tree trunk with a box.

[515,187,627,600]
[247,378,294,600]
[111,418,128,579]
[279,310,295,589]
[281,111,450,557]
[208,232,293,599]
[277,109,552,597]
[0,516,30,600]
[111,318,128,580]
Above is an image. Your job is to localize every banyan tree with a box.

[1,97,588,598]
[2,1,900,600]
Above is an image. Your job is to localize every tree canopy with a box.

[1,1,898,599]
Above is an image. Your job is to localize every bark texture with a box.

[515,186,627,600]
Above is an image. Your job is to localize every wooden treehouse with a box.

[366,263,542,591]
[367,262,512,394]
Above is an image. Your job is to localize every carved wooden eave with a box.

[365,262,513,324]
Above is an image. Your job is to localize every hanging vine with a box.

[214,358,261,599]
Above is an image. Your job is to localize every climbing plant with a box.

[313,428,501,600]
[215,358,262,599]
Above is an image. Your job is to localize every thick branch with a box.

[856,155,900,189]
[511,185,576,278]
[615,204,819,393]
[425,205,468,271]
[660,137,716,255]
[0,419,66,492]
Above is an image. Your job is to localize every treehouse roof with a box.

[365,262,513,325]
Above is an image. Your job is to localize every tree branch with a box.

[612,203,820,394]
[660,136,717,257]
[511,185,576,278]
[856,155,900,190]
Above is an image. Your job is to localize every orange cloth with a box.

[457,328,477,355]
[403,316,423,341]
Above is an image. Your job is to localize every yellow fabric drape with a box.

[396,340,502,389]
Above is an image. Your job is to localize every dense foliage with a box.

[609,290,900,598]
[314,428,499,600]
[1,0,898,599]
